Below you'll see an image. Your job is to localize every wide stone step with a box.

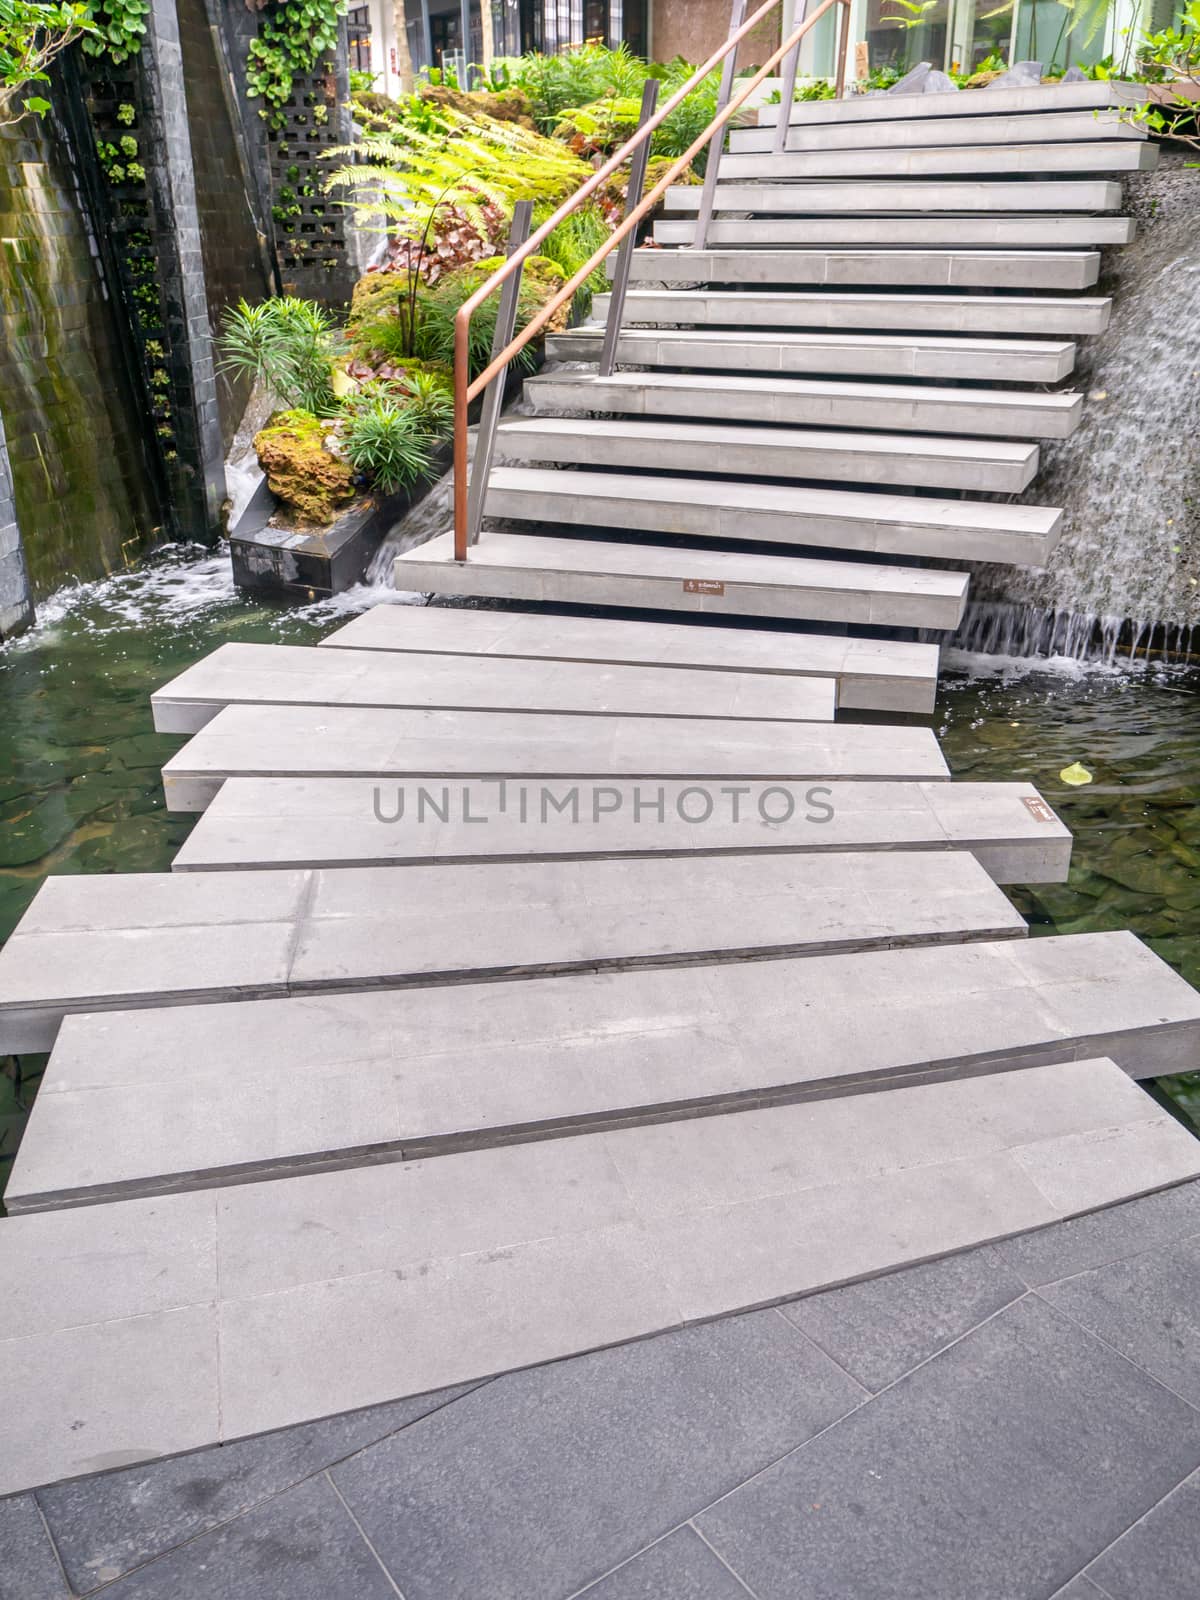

[483,466,1063,567]
[592,288,1112,336]
[171,776,1072,885]
[545,327,1077,383]
[728,108,1146,153]
[719,140,1159,180]
[9,931,1200,1213]
[392,530,968,634]
[761,78,1150,127]
[0,850,1024,1062]
[622,246,1102,289]
[5,1056,1197,1499]
[161,697,952,813]
[653,216,1136,248]
[151,640,835,736]
[494,416,1040,494]
[527,370,1083,439]
[320,602,942,714]
[663,179,1124,214]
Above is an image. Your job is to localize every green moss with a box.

[254,408,355,526]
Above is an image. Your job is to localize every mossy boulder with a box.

[417,83,535,127]
[468,253,571,332]
[254,409,355,527]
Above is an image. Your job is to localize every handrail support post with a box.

[465,199,533,548]
[773,0,805,153]
[693,0,748,251]
[599,79,659,379]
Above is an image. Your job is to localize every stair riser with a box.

[758,79,1149,126]
[545,331,1076,383]
[728,109,1145,153]
[718,142,1159,180]
[493,430,1039,494]
[527,379,1083,440]
[653,218,1137,248]
[663,180,1125,214]
[484,489,1059,567]
[592,291,1112,336]
[623,250,1102,289]
[394,556,969,631]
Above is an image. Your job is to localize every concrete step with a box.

[728,108,1146,153]
[527,370,1083,440]
[483,466,1062,567]
[494,416,1040,494]
[622,247,1102,289]
[151,641,835,737]
[719,140,1159,180]
[320,602,942,715]
[9,931,1200,1212]
[7,1054,1199,1501]
[545,327,1077,383]
[161,697,952,813]
[663,180,1125,214]
[760,79,1152,128]
[652,216,1136,248]
[392,530,969,634]
[592,288,1112,337]
[0,851,1025,1062]
[171,776,1072,885]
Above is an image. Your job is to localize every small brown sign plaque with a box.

[683,579,725,596]
[1021,797,1057,823]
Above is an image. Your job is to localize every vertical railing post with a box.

[464,199,533,548]
[599,78,659,379]
[833,0,852,97]
[693,0,748,251]
[773,0,806,152]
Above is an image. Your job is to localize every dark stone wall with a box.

[0,415,34,637]
[0,113,161,600]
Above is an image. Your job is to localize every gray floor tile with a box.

[38,1385,477,1593]
[577,1528,753,1599]
[1085,1466,1200,1600]
[696,1296,1200,1600]
[92,1475,396,1599]
[0,1494,70,1600]
[780,1245,1026,1391]
[1038,1232,1200,1407]
[1050,1580,1110,1599]
[331,1308,865,1600]
[997,1181,1200,1287]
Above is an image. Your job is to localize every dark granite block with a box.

[696,1296,1200,1600]
[1085,1467,1200,1600]
[578,1528,752,1599]
[91,1475,395,1600]
[0,1494,70,1600]
[1037,1233,1200,1407]
[781,1246,1025,1392]
[998,1182,1200,1287]
[39,1385,477,1592]
[332,1308,866,1600]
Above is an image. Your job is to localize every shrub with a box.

[219,297,339,416]
[342,395,438,493]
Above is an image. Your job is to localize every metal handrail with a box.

[451,0,853,557]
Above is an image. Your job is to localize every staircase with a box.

[398,80,1155,648]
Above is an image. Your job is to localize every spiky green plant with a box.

[218,296,339,415]
[341,394,437,492]
[397,368,454,433]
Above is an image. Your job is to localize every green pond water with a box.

[1,546,1199,1191]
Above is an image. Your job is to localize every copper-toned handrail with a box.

[452,0,853,558]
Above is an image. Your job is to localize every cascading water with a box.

[953,149,1200,663]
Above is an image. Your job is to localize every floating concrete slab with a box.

[321,604,941,715]
[8,932,1200,1214]
[150,641,836,736]
[719,139,1159,179]
[392,532,970,632]
[728,108,1146,153]
[592,288,1112,337]
[664,180,1125,214]
[623,246,1103,289]
[760,79,1153,127]
[0,850,1022,1058]
[161,703,951,813]
[2,1055,1197,1494]
[483,466,1063,568]
[652,216,1137,249]
[169,777,1072,884]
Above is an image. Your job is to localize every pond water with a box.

[1,548,1198,1192]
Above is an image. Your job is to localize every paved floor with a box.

[6,1178,1200,1599]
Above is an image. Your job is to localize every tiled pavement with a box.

[6,1180,1200,1599]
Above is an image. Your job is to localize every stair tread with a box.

[623,246,1102,288]
[652,217,1136,246]
[719,141,1158,177]
[729,108,1146,152]
[664,179,1124,212]
[552,328,1077,355]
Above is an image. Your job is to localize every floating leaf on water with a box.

[1059,762,1094,787]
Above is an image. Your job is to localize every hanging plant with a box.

[246,0,346,121]
[0,0,97,124]
[81,0,149,65]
